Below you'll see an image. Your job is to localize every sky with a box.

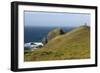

[24,11,90,27]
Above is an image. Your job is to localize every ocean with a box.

[24,26,74,43]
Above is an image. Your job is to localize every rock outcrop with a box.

[42,28,64,45]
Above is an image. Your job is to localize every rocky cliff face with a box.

[42,28,64,45]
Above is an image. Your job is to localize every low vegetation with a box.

[24,26,90,61]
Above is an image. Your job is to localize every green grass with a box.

[24,26,90,61]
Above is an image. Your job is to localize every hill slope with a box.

[24,26,90,61]
[42,28,64,44]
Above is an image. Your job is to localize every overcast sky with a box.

[24,11,90,27]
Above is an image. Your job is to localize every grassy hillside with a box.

[42,28,64,44]
[24,26,90,61]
